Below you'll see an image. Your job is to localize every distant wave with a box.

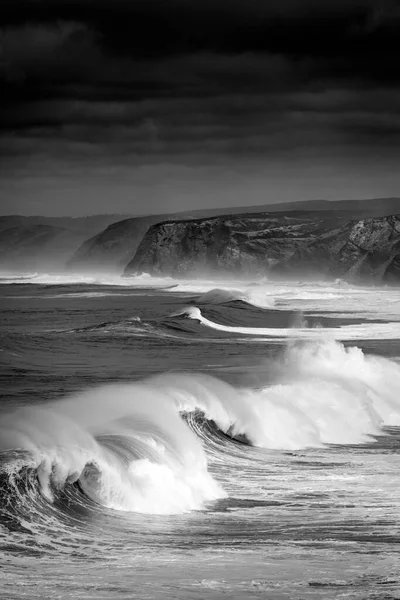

[276,291,344,301]
[196,287,275,309]
[177,306,400,341]
[0,272,175,288]
[62,316,168,338]
[1,339,400,521]
[56,306,400,342]
[0,272,39,283]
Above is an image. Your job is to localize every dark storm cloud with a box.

[1,0,400,215]
[2,0,399,55]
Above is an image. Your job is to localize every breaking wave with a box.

[1,339,400,521]
[151,340,400,449]
[0,384,224,516]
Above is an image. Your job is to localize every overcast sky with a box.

[1,0,400,216]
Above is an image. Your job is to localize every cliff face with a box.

[277,215,400,283]
[124,212,341,276]
[124,212,400,283]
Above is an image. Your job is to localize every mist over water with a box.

[1,273,400,598]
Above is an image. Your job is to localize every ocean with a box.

[1,273,400,599]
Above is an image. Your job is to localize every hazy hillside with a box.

[0,214,133,235]
[66,216,162,272]
[240,197,400,217]
[0,224,81,272]
[0,214,133,272]
[177,197,400,219]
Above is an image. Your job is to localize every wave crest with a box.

[197,287,274,309]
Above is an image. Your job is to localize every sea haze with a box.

[1,274,400,599]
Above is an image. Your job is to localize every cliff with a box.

[124,212,400,283]
[65,198,400,273]
[3,198,399,275]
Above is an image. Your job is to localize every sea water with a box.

[1,274,400,599]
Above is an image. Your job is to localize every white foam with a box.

[277,292,344,300]
[274,284,400,321]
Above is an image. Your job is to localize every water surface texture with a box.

[1,274,400,599]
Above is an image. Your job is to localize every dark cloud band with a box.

[0,0,399,197]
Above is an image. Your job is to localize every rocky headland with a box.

[124,211,400,284]
[2,198,399,280]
